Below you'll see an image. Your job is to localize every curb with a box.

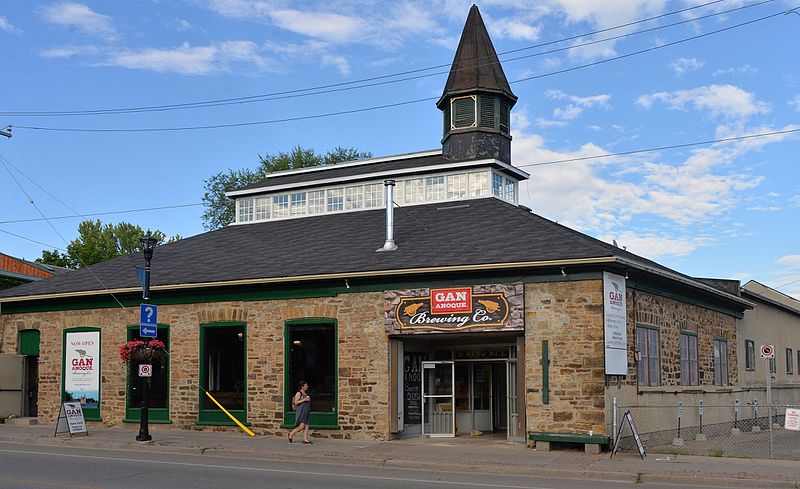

[1,434,798,488]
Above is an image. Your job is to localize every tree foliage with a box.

[36,220,179,269]
[201,145,372,230]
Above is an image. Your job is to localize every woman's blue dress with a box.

[294,392,310,426]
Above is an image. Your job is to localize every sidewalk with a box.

[1,422,799,487]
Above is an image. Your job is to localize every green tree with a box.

[36,220,179,269]
[201,145,372,230]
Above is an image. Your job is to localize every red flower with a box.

[119,339,166,362]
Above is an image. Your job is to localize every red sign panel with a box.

[430,288,472,314]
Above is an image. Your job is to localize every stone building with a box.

[0,6,750,448]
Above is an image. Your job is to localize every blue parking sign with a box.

[140,303,158,337]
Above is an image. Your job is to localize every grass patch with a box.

[708,448,725,457]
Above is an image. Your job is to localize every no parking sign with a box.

[138,364,153,377]
[761,344,775,358]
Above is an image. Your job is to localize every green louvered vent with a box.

[499,100,510,134]
[443,105,451,136]
[451,96,476,129]
[479,96,496,129]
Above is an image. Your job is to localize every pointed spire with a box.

[437,5,517,109]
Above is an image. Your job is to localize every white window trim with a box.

[231,168,520,224]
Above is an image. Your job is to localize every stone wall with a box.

[0,292,390,440]
[524,280,607,435]
[628,290,738,388]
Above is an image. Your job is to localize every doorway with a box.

[404,339,522,441]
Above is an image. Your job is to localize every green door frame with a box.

[197,321,248,425]
[61,326,101,421]
[124,324,171,423]
[282,318,339,429]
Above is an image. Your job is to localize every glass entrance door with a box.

[506,360,521,441]
[422,361,455,437]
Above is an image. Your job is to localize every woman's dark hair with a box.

[297,380,307,391]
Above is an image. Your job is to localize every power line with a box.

[2,126,797,227]
[0,227,64,251]
[517,127,800,169]
[12,5,791,134]
[0,153,129,309]
[0,203,203,224]
[0,0,758,118]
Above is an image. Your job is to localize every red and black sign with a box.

[385,284,523,333]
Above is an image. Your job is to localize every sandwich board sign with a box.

[611,410,646,460]
[54,402,88,437]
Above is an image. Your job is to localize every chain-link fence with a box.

[612,401,800,460]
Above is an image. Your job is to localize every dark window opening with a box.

[129,328,169,409]
[745,340,755,371]
[287,323,336,414]
[202,325,245,411]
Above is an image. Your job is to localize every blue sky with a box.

[0,0,798,298]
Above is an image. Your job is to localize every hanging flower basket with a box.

[119,339,166,363]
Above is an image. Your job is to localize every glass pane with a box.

[345,186,363,210]
[288,324,336,414]
[424,363,453,396]
[472,364,490,410]
[447,174,467,199]
[290,193,306,216]
[404,178,424,204]
[468,171,488,197]
[202,325,245,410]
[273,195,289,218]
[308,191,325,214]
[454,363,469,410]
[636,328,646,384]
[327,188,343,211]
[648,330,659,386]
[129,328,169,409]
[425,176,445,201]
[507,362,518,439]
[492,173,503,197]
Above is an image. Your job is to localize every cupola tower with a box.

[438,5,518,164]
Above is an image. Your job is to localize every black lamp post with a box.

[136,232,157,442]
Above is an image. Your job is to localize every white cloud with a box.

[746,205,781,212]
[269,9,363,43]
[712,65,758,77]
[536,118,568,128]
[175,19,192,31]
[669,57,704,76]
[791,95,800,111]
[791,195,800,207]
[778,256,800,268]
[545,89,611,121]
[38,2,117,41]
[489,17,540,41]
[104,41,274,75]
[637,84,769,119]
[0,15,20,33]
[321,54,351,76]
[601,231,713,259]
[40,44,100,58]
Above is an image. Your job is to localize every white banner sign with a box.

[785,408,800,431]
[603,272,628,375]
[64,331,100,408]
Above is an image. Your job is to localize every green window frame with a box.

[124,325,171,424]
[282,318,339,429]
[61,326,102,421]
[197,321,248,425]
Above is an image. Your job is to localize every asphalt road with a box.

[0,441,743,489]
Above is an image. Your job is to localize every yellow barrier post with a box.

[204,391,255,437]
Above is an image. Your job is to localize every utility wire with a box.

[516,127,800,169]
[0,153,129,309]
[0,0,735,118]
[13,5,793,134]
[1,127,796,228]
[0,227,64,251]
[0,203,202,224]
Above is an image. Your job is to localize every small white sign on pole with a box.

[785,408,800,431]
[138,364,153,377]
[761,344,775,359]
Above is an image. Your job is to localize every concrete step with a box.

[4,417,38,426]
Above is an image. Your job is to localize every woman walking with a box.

[288,381,312,444]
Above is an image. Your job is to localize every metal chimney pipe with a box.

[377,179,398,251]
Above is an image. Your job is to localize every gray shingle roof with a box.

[0,198,742,305]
